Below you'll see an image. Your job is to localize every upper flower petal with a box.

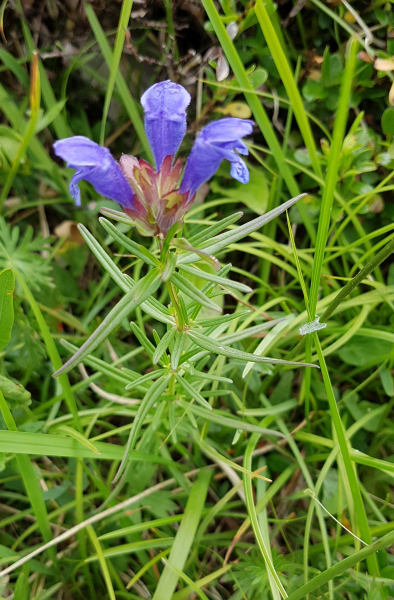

[141,80,191,171]
[180,118,254,200]
[53,136,135,208]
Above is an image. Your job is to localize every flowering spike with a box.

[180,118,254,200]
[141,80,191,170]
[53,136,135,208]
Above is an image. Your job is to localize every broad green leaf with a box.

[380,368,394,397]
[0,375,31,408]
[53,269,162,377]
[211,165,269,215]
[338,335,392,367]
[0,268,14,352]
[382,107,394,136]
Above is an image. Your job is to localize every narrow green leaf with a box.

[0,429,182,466]
[129,321,157,358]
[99,515,182,541]
[125,369,164,391]
[99,218,158,267]
[175,373,212,410]
[188,329,318,368]
[200,0,315,241]
[162,252,177,282]
[244,433,287,598]
[171,332,186,371]
[84,3,152,160]
[153,328,177,364]
[195,310,251,327]
[113,375,170,482]
[255,0,322,180]
[0,268,14,352]
[171,238,220,271]
[286,529,394,600]
[152,469,212,600]
[179,195,306,265]
[53,269,161,377]
[309,39,359,316]
[188,212,243,247]
[179,264,252,293]
[170,272,222,313]
[161,221,184,263]
[55,425,101,455]
[100,0,134,146]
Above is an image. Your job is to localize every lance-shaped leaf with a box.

[195,310,251,328]
[0,269,14,352]
[174,373,212,410]
[218,318,285,345]
[171,331,187,370]
[113,374,171,482]
[53,268,162,377]
[79,224,174,325]
[125,369,165,391]
[100,207,136,226]
[187,329,318,368]
[170,272,222,313]
[171,238,220,271]
[99,218,159,266]
[162,252,177,282]
[188,212,243,247]
[179,194,306,265]
[178,264,252,293]
[153,328,177,365]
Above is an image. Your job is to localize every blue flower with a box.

[54,80,254,236]
[53,136,134,208]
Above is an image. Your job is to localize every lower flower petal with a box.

[54,136,135,209]
[180,117,253,200]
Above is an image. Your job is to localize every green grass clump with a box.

[1,0,394,598]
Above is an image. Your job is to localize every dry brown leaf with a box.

[54,221,84,245]
[358,51,373,64]
[374,58,394,71]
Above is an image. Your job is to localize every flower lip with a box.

[53,136,135,209]
[180,117,254,200]
[141,80,191,171]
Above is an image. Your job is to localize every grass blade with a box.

[200,0,315,241]
[84,3,152,160]
[152,469,212,600]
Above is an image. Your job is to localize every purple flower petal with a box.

[141,80,191,171]
[53,136,135,208]
[180,118,254,200]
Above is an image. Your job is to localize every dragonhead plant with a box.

[53,80,316,487]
